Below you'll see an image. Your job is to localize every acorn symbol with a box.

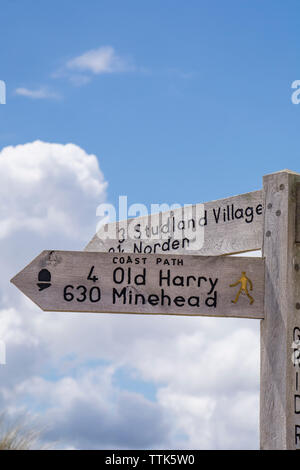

[37,269,51,291]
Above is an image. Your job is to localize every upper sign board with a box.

[85,191,263,256]
[11,250,265,319]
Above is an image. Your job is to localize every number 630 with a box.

[63,285,101,303]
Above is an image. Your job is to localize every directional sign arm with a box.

[11,251,265,319]
[85,190,263,256]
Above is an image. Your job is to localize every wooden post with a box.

[260,170,300,449]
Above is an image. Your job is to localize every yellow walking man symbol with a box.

[230,272,254,305]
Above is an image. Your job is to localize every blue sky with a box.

[0,0,300,450]
[2,1,300,206]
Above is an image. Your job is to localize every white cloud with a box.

[52,46,136,86]
[66,46,133,75]
[0,141,107,242]
[15,87,60,100]
[0,141,261,449]
[13,368,169,449]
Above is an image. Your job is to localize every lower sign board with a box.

[11,251,265,319]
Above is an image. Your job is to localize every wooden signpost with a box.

[86,190,263,256]
[10,251,264,319]
[10,169,300,450]
[260,171,300,450]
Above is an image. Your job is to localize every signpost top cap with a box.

[265,169,300,176]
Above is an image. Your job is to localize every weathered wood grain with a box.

[296,182,300,244]
[11,251,264,319]
[260,170,300,450]
[85,191,263,256]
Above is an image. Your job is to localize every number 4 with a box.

[87,266,98,283]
